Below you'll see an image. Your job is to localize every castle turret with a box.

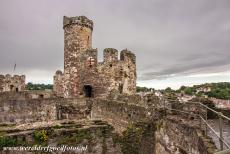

[63,16,96,97]
[63,16,93,72]
[103,48,118,63]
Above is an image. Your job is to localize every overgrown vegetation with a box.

[58,129,92,145]
[121,124,143,154]
[113,122,155,154]
[136,86,154,92]
[26,82,53,90]
[33,130,48,145]
[0,136,16,149]
[177,82,230,100]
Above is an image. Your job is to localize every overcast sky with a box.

[1,0,230,89]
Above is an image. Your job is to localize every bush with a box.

[33,130,48,144]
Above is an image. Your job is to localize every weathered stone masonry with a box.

[54,16,136,98]
[0,74,25,92]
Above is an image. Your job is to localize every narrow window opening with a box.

[39,94,44,98]
[83,85,93,98]
[10,85,14,91]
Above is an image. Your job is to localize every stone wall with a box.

[91,98,157,133]
[155,116,217,154]
[97,48,136,95]
[0,74,25,92]
[0,90,218,154]
[0,92,90,124]
[91,95,217,154]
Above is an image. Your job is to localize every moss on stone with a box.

[58,129,92,145]
[0,136,17,149]
[33,130,48,145]
[111,121,156,154]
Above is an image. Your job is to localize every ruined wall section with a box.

[77,49,109,97]
[98,48,122,93]
[0,92,90,124]
[0,75,4,92]
[98,48,137,95]
[120,49,136,94]
[53,70,64,96]
[0,74,25,92]
[63,16,93,98]
[91,97,159,133]
[155,116,217,154]
[91,96,217,154]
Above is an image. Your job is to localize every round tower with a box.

[63,16,93,71]
[63,16,94,97]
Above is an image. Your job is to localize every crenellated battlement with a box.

[55,70,63,75]
[103,48,118,63]
[63,16,94,30]
[0,74,25,80]
[120,49,136,64]
[0,74,26,92]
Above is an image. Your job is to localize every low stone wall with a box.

[0,91,56,100]
[0,92,90,124]
[91,98,159,133]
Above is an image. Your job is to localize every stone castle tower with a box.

[54,16,136,98]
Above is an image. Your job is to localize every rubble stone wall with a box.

[91,97,217,154]
[155,117,217,154]
[0,74,25,92]
[0,92,89,124]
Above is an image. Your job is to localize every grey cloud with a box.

[0,0,230,83]
[140,53,230,80]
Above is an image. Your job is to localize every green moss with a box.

[156,120,163,131]
[0,136,17,149]
[52,125,62,129]
[0,132,6,137]
[102,137,107,154]
[33,130,48,145]
[120,124,144,154]
[58,129,92,145]
[111,122,156,154]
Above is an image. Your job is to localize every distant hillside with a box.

[177,82,230,100]
[26,82,53,90]
[136,86,154,92]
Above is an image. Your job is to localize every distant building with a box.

[0,74,26,92]
[196,87,211,93]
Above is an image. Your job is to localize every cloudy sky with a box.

[1,0,230,89]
